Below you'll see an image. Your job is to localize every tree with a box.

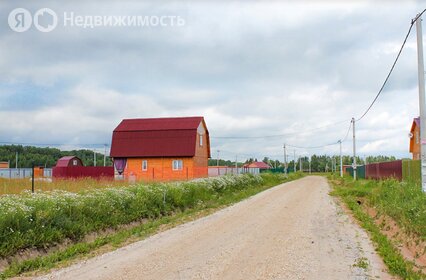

[0,145,112,167]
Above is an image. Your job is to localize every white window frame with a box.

[72,159,78,166]
[172,160,183,171]
[142,160,148,171]
[199,133,203,146]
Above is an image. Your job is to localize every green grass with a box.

[0,172,303,279]
[329,175,426,279]
[353,257,369,269]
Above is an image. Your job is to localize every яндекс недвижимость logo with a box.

[8,8,58,32]
[7,8,185,32]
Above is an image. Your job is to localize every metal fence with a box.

[365,160,402,181]
[346,165,366,179]
[0,168,53,179]
[346,160,405,181]
[208,167,260,177]
[264,167,294,173]
[53,167,114,179]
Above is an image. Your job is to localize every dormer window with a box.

[199,134,203,146]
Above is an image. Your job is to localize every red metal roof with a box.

[110,117,210,158]
[411,117,420,132]
[243,161,271,169]
[114,117,204,132]
[56,156,83,167]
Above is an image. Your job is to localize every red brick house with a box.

[110,116,210,181]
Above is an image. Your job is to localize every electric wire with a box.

[356,9,426,122]
[286,142,339,150]
[210,119,350,139]
[0,141,108,147]
[4,11,426,159]
[341,121,352,143]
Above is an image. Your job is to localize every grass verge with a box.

[328,175,426,280]
[0,172,303,279]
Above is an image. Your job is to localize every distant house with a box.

[409,117,420,160]
[56,156,84,167]
[0,161,9,169]
[53,156,114,179]
[110,116,210,181]
[243,161,271,170]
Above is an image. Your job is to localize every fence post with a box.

[163,189,166,204]
[31,165,35,193]
[402,161,411,178]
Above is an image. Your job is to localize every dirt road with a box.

[37,176,392,280]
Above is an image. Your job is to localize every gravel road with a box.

[37,176,392,280]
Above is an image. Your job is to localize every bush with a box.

[0,174,266,258]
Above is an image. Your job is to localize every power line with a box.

[341,121,352,142]
[286,142,339,150]
[356,9,426,122]
[0,141,109,147]
[211,119,350,139]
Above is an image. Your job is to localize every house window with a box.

[172,160,183,170]
[416,131,420,144]
[72,159,78,166]
[142,160,148,171]
[199,134,203,146]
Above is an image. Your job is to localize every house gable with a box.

[110,116,210,158]
[410,117,420,160]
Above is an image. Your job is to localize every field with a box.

[329,175,426,279]
[0,178,132,195]
[0,172,303,279]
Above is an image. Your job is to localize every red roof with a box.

[110,116,210,158]
[56,156,83,167]
[411,117,420,132]
[243,161,271,169]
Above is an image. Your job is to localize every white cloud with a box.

[0,1,424,161]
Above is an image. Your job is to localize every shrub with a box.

[0,174,266,258]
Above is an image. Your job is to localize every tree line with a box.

[1,144,398,171]
[209,154,398,172]
[0,145,112,168]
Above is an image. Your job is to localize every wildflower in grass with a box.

[0,174,268,258]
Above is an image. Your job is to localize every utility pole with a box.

[334,157,337,173]
[94,149,97,167]
[235,155,238,174]
[293,150,296,172]
[217,150,220,166]
[15,151,18,169]
[352,117,357,180]
[283,144,287,176]
[31,164,34,193]
[299,156,302,172]
[415,13,426,193]
[104,144,107,167]
[216,150,220,175]
[309,156,311,174]
[339,140,343,177]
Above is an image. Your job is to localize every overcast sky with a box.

[1,1,425,161]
